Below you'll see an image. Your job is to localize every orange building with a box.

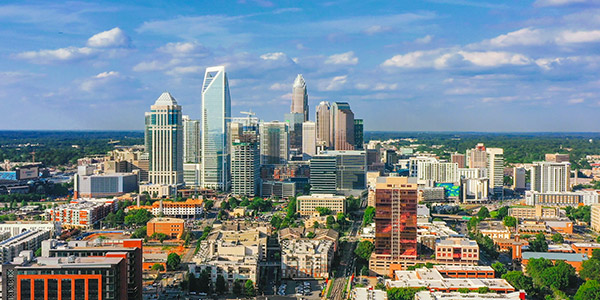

[521,252,588,272]
[147,217,185,239]
[572,243,600,257]
[545,220,573,234]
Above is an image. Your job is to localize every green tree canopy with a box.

[477,207,490,220]
[215,275,227,294]
[167,253,181,271]
[551,233,564,244]
[574,279,600,300]
[580,258,600,281]
[151,263,165,271]
[363,206,375,225]
[315,207,332,216]
[492,262,507,277]
[503,216,517,228]
[244,280,256,297]
[355,241,375,261]
[529,233,548,252]
[496,206,509,220]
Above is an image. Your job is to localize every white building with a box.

[418,162,459,183]
[486,148,504,197]
[0,230,51,263]
[182,115,200,164]
[0,222,60,237]
[281,239,334,279]
[183,163,201,187]
[302,121,316,160]
[296,194,346,216]
[530,161,570,193]
[410,156,438,177]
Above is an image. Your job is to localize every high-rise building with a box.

[310,150,366,196]
[315,101,331,149]
[354,119,364,150]
[201,66,231,191]
[259,121,289,165]
[417,162,459,183]
[285,112,304,152]
[513,167,526,191]
[451,153,466,168]
[467,143,487,169]
[144,112,151,154]
[370,177,418,275]
[231,134,260,197]
[183,115,200,163]
[147,92,184,185]
[331,102,355,150]
[302,121,316,159]
[487,148,504,197]
[291,74,308,122]
[545,153,570,163]
[530,161,571,193]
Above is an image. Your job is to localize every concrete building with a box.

[0,230,51,263]
[478,221,511,241]
[201,66,231,191]
[508,206,561,220]
[451,153,466,168]
[466,143,487,169]
[315,101,331,149]
[435,237,479,265]
[409,156,438,177]
[353,287,388,300]
[291,74,309,122]
[231,136,260,197]
[521,252,588,271]
[296,194,346,216]
[545,153,570,163]
[417,162,459,183]
[182,115,201,164]
[139,183,177,198]
[280,239,335,279]
[530,161,571,193]
[415,291,526,300]
[354,119,364,150]
[147,92,184,186]
[103,148,148,183]
[331,102,355,150]
[128,198,203,219]
[418,187,446,202]
[0,222,60,237]
[513,167,526,191]
[486,148,504,197]
[525,190,600,206]
[183,163,201,187]
[310,150,366,196]
[302,121,317,159]
[146,217,185,239]
[461,178,489,202]
[41,239,143,300]
[261,180,296,198]
[45,199,117,228]
[592,204,600,232]
[370,177,418,275]
[260,121,289,165]
[74,173,138,199]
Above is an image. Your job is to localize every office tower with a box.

[530,161,571,193]
[417,162,459,183]
[291,74,308,121]
[545,153,570,163]
[451,153,466,168]
[144,112,151,154]
[201,66,231,191]
[409,156,438,177]
[486,148,504,197]
[302,121,316,159]
[285,112,304,152]
[147,92,183,185]
[259,121,289,165]
[467,143,487,169]
[370,177,418,275]
[513,167,526,190]
[315,101,331,150]
[310,150,366,196]
[331,102,355,150]
[354,119,364,150]
[183,163,201,187]
[182,115,200,163]
[231,133,260,197]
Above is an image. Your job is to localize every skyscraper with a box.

[486,148,504,198]
[354,119,364,150]
[467,143,487,168]
[231,131,259,197]
[309,150,366,196]
[259,121,289,165]
[291,74,308,121]
[182,115,200,163]
[315,101,331,149]
[531,161,571,193]
[147,92,183,185]
[331,102,355,150]
[201,66,231,191]
[285,112,304,152]
[302,121,316,159]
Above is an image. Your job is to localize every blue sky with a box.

[1,0,600,131]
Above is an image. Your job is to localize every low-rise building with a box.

[296,194,346,216]
[0,230,51,263]
[591,204,600,232]
[415,291,526,300]
[521,252,588,271]
[146,217,185,239]
[435,237,479,265]
[508,206,561,220]
[525,190,600,207]
[545,220,573,234]
[280,239,335,279]
[128,198,203,219]
[353,287,388,300]
[478,221,511,240]
[0,221,60,237]
[572,243,600,257]
[45,199,117,228]
[139,183,177,199]
[74,172,138,199]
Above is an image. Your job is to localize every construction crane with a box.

[240,110,256,126]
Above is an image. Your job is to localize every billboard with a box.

[435,182,460,198]
[16,166,39,180]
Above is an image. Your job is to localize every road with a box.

[329,219,361,300]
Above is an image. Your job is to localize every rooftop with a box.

[522,252,589,262]
[153,92,178,106]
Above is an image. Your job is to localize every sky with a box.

[1,0,600,132]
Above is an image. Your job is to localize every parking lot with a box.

[274,279,324,299]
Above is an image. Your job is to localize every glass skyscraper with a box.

[201,66,231,191]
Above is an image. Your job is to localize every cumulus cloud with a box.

[486,28,547,47]
[568,98,585,104]
[556,30,600,43]
[15,47,97,64]
[415,35,433,44]
[325,51,359,65]
[319,75,348,91]
[87,27,131,48]
[260,52,287,61]
[381,50,436,68]
[364,25,392,35]
[382,49,532,69]
[158,41,209,57]
[80,71,122,92]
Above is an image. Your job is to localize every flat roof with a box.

[522,252,588,262]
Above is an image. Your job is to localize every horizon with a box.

[1,1,599,131]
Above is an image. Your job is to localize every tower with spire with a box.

[291,74,308,121]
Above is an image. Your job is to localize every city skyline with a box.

[1,1,600,131]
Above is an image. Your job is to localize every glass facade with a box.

[201,66,231,191]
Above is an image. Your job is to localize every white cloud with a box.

[373,83,398,91]
[260,52,287,60]
[568,98,585,104]
[487,28,547,47]
[15,47,97,64]
[325,51,359,65]
[95,71,120,78]
[166,66,203,76]
[80,71,122,92]
[269,82,288,91]
[415,35,433,44]
[534,0,591,6]
[458,51,531,67]
[87,27,130,48]
[320,75,348,91]
[364,25,392,35]
[158,41,209,57]
[383,49,532,69]
[133,60,168,72]
[382,51,430,68]
[556,30,600,44]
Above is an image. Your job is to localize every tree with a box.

[477,287,491,293]
[363,206,375,225]
[271,215,283,229]
[551,233,564,244]
[204,200,214,210]
[124,209,153,226]
[492,262,507,277]
[151,263,165,272]
[151,232,169,243]
[387,287,426,300]
[526,258,553,280]
[467,217,479,231]
[593,249,600,260]
[34,247,42,257]
[355,241,375,261]
[167,253,181,271]
[574,279,600,300]
[326,215,336,229]
[216,275,227,294]
[581,258,600,281]
[529,233,548,252]
[198,270,211,293]
[477,207,490,220]
[502,271,535,296]
[315,207,332,216]
[503,216,517,228]
[496,206,509,220]
[361,265,370,276]
[131,226,147,239]
[540,261,576,290]
[244,280,256,297]
[457,288,470,293]
[232,279,244,296]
